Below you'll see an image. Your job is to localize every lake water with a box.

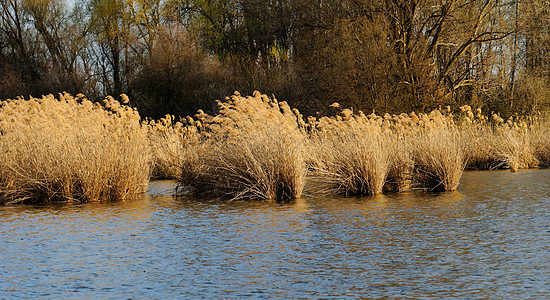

[1,170,549,299]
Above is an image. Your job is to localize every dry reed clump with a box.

[150,91,550,200]
[458,107,503,170]
[308,106,467,193]
[530,115,550,167]
[177,91,308,201]
[167,97,549,198]
[147,114,203,179]
[458,106,545,172]
[392,109,468,191]
[385,135,414,193]
[0,93,150,205]
[411,123,467,191]
[404,109,467,191]
[147,91,550,199]
[493,123,538,172]
[308,109,393,195]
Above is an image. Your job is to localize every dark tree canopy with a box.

[1,0,548,118]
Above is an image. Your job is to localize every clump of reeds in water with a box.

[147,114,197,179]
[308,106,466,194]
[530,114,550,168]
[176,91,308,201]
[309,108,393,195]
[458,107,502,170]
[410,110,467,191]
[458,106,545,172]
[0,93,150,204]
[147,91,550,200]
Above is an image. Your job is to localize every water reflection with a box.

[1,171,549,299]
[291,197,311,213]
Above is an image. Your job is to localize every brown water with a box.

[1,170,549,299]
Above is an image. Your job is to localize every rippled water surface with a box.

[1,170,550,299]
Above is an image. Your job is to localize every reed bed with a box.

[458,106,546,171]
[308,110,393,195]
[147,114,195,179]
[411,124,466,191]
[0,93,150,204]
[151,92,550,199]
[171,91,308,201]
[307,107,467,193]
[2,91,549,204]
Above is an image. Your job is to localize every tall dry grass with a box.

[158,93,550,198]
[23,91,543,203]
[411,124,466,191]
[386,135,414,193]
[308,109,392,195]
[175,91,308,201]
[147,114,201,179]
[2,90,548,205]
[145,95,550,198]
[0,93,150,204]
[308,107,467,193]
[458,106,546,172]
[531,117,550,167]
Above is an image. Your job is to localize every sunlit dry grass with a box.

[2,90,549,204]
[459,106,545,172]
[411,124,466,191]
[175,91,308,201]
[159,93,550,198]
[0,93,150,204]
[308,107,467,193]
[147,114,197,179]
[531,117,550,167]
[308,110,392,195]
[385,135,414,193]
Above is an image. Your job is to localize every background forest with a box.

[1,0,550,118]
